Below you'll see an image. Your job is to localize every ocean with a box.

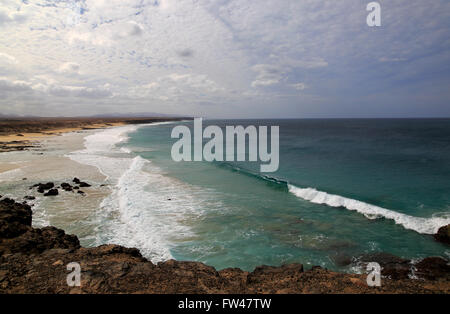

[70,118,450,271]
[1,119,449,272]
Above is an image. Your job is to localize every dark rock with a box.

[23,196,36,201]
[73,186,79,190]
[414,257,450,280]
[0,198,32,238]
[332,254,353,267]
[0,226,80,255]
[79,182,91,187]
[43,189,58,196]
[434,225,450,245]
[61,183,73,192]
[73,178,81,184]
[77,190,85,195]
[94,244,143,258]
[355,252,411,279]
[246,264,304,285]
[0,197,449,294]
[32,182,54,193]
[41,182,54,190]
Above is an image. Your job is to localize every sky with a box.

[0,0,449,118]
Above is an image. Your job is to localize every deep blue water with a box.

[121,119,450,271]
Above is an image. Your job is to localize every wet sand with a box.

[0,162,21,174]
[0,128,113,245]
[0,118,189,245]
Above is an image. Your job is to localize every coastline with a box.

[0,118,449,293]
[0,197,449,293]
[0,118,187,246]
[0,117,188,152]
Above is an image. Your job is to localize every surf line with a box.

[170,118,279,172]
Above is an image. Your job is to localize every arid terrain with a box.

[0,117,189,152]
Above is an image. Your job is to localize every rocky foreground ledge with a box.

[0,198,449,294]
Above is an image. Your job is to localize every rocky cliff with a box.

[0,198,448,294]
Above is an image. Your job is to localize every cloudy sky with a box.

[0,0,449,118]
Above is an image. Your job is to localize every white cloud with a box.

[165,73,223,92]
[58,62,81,75]
[144,82,159,89]
[125,21,144,37]
[158,0,176,11]
[66,20,143,46]
[0,0,448,117]
[251,64,285,87]
[0,52,18,64]
[292,83,307,90]
[379,57,407,63]
[48,85,112,98]
[0,75,112,100]
[289,59,328,69]
[0,9,28,26]
[0,77,32,92]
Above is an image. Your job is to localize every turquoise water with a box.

[121,119,450,271]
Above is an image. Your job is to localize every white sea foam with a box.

[66,124,141,183]
[66,121,211,262]
[31,195,51,227]
[99,156,174,261]
[98,156,209,262]
[288,185,450,234]
[0,168,24,182]
[67,122,180,179]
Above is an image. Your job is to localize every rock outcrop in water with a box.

[43,189,59,197]
[30,180,91,197]
[434,225,450,245]
[0,198,449,293]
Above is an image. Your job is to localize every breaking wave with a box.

[288,185,450,234]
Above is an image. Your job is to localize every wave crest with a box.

[288,185,450,234]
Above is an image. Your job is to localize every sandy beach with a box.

[0,127,111,243]
[0,124,123,143]
[0,117,186,244]
[0,117,187,152]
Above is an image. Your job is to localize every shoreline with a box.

[0,117,189,153]
[0,118,185,247]
[0,197,449,293]
[0,124,125,151]
[0,118,449,293]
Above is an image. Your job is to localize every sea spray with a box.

[67,122,211,263]
[288,184,450,234]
